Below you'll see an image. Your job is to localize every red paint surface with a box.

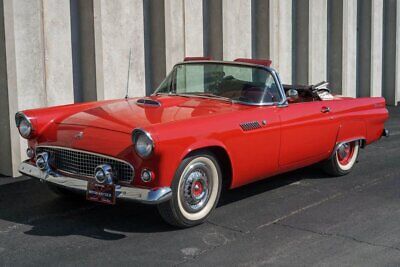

[22,94,388,190]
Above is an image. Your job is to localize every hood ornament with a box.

[74,132,84,140]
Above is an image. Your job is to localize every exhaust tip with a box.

[382,128,390,137]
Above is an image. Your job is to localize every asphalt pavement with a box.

[0,107,399,266]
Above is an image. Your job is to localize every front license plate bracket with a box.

[86,181,116,205]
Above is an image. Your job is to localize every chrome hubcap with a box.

[337,143,350,159]
[180,162,212,213]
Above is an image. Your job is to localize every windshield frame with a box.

[153,61,288,106]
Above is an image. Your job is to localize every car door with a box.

[277,101,339,167]
[226,106,281,188]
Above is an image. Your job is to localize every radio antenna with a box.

[125,48,132,100]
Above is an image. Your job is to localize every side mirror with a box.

[286,89,299,99]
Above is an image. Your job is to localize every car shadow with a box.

[0,165,332,240]
[218,164,333,206]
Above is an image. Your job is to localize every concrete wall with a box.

[2,0,74,176]
[269,0,292,83]
[0,0,399,176]
[0,0,12,176]
[222,0,252,60]
[93,0,146,100]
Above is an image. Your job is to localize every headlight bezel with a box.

[15,112,34,139]
[132,128,155,158]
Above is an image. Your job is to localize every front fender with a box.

[180,139,231,162]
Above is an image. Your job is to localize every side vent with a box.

[240,121,261,131]
[136,98,161,107]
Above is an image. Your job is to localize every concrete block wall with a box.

[0,0,399,177]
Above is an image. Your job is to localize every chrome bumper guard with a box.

[18,161,172,204]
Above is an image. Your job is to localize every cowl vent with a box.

[240,121,261,131]
[136,98,161,107]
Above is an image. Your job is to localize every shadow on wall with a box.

[0,165,332,240]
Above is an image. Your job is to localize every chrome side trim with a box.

[19,161,171,204]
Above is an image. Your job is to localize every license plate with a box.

[86,181,116,205]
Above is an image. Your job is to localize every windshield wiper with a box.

[154,92,191,98]
[155,92,233,103]
[183,93,233,103]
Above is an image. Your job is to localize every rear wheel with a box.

[158,152,222,228]
[321,140,360,176]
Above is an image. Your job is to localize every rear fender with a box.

[335,120,367,148]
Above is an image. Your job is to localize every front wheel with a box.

[157,152,222,228]
[321,140,360,176]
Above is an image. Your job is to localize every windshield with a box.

[155,63,283,104]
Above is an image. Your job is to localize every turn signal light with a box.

[141,169,154,183]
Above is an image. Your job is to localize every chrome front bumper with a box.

[18,161,172,204]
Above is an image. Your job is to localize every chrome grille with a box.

[240,121,261,131]
[36,146,134,182]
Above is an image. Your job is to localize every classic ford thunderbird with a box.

[17,58,389,227]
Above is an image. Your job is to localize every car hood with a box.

[57,95,245,133]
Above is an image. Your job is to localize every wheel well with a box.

[359,139,366,148]
[186,146,233,190]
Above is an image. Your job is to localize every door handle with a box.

[321,106,331,113]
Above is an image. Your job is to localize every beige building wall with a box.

[2,0,73,176]
[93,0,146,100]
[269,0,292,84]
[0,0,399,176]
[222,0,252,60]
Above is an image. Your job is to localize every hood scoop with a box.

[136,98,161,107]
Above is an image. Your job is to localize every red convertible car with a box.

[17,58,389,227]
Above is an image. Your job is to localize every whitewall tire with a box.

[158,151,222,227]
[322,140,360,176]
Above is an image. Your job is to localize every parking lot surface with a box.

[0,107,399,266]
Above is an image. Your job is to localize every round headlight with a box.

[132,129,154,158]
[15,112,33,139]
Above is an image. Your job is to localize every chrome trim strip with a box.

[271,69,288,106]
[19,162,171,204]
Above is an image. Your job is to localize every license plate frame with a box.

[86,181,116,205]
